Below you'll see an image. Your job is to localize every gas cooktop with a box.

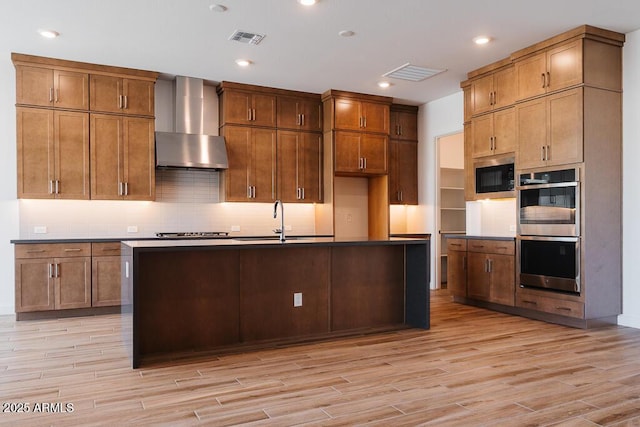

[155,231,230,239]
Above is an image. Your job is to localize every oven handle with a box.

[518,235,579,243]
[517,181,578,190]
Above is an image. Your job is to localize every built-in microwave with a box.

[474,157,515,198]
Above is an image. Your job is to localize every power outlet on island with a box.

[293,292,303,307]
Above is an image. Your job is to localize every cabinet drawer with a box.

[447,239,467,252]
[92,242,121,256]
[517,293,584,318]
[15,243,91,259]
[467,239,514,255]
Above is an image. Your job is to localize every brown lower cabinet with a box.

[15,242,124,316]
[447,238,515,307]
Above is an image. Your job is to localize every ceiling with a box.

[3,0,640,105]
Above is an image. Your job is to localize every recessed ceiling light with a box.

[298,0,318,5]
[377,81,391,89]
[38,29,59,39]
[235,59,251,67]
[209,4,228,12]
[473,36,491,45]
[338,30,355,37]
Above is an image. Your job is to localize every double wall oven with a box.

[517,167,581,294]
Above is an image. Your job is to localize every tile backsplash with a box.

[19,170,317,239]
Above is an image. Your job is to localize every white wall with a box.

[619,29,640,328]
[0,57,19,315]
[414,92,464,288]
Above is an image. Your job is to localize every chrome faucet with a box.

[273,199,285,242]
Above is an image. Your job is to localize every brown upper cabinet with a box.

[470,107,516,159]
[334,131,388,175]
[277,95,322,132]
[513,27,623,102]
[17,107,90,199]
[90,114,156,200]
[390,106,418,141]
[15,65,88,110]
[277,130,322,203]
[90,75,155,117]
[469,64,516,116]
[516,88,583,169]
[218,82,277,127]
[334,98,389,134]
[389,140,418,205]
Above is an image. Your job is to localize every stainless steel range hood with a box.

[155,76,228,170]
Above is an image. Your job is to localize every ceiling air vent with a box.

[383,63,446,82]
[228,30,265,45]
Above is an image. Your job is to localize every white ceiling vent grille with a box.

[228,30,265,45]
[383,63,446,82]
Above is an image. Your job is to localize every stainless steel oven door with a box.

[519,236,580,294]
[517,181,579,237]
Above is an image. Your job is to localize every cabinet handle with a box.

[118,95,123,109]
[49,180,54,195]
[55,89,60,103]
[49,88,54,103]
[55,180,60,194]
[248,109,252,121]
[252,109,256,121]
[302,187,305,200]
[27,249,46,253]
[363,158,367,170]
[541,73,546,89]
[556,306,572,312]
[546,145,550,161]
[64,248,82,252]
[124,182,129,196]
[124,95,128,110]
[541,146,546,161]
[488,258,493,273]
[400,191,403,202]
[55,263,59,278]
[546,72,550,88]
[363,117,367,128]
[49,263,54,278]
[300,114,305,127]
[450,243,462,247]
[471,244,484,249]
[484,259,489,273]
[247,186,252,198]
[522,299,538,306]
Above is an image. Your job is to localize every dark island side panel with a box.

[136,249,241,356]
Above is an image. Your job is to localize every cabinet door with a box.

[92,256,123,307]
[360,134,387,174]
[250,128,277,202]
[493,67,516,110]
[547,88,583,167]
[16,107,54,198]
[55,257,91,310]
[394,110,418,141]
[471,114,493,158]
[223,126,252,201]
[492,108,516,156]
[90,114,122,199]
[223,90,253,125]
[334,131,362,173]
[447,250,467,298]
[54,111,90,199]
[277,130,300,202]
[53,70,89,110]
[388,140,400,202]
[489,254,515,306]
[122,117,155,200]
[471,74,494,116]
[334,98,362,131]
[395,141,417,204]
[123,79,155,116]
[515,51,547,101]
[467,252,490,301]
[279,97,322,132]
[516,97,547,170]
[16,66,54,107]
[90,75,123,114]
[361,102,389,134]
[15,259,55,312]
[547,40,582,93]
[251,93,277,127]
[300,132,322,202]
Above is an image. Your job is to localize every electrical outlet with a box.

[294,292,302,307]
[231,225,241,232]
[127,225,138,233]
[34,226,47,234]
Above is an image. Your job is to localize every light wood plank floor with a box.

[2,291,640,426]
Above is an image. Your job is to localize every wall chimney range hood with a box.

[155,76,228,170]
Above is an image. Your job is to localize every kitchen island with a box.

[121,236,430,368]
